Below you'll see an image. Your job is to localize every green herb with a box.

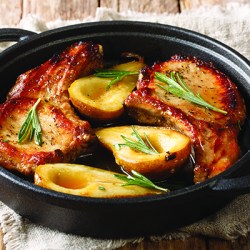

[98,186,106,191]
[114,170,169,193]
[0,139,9,143]
[115,125,159,155]
[155,71,227,115]
[18,98,42,146]
[238,121,242,130]
[94,69,138,90]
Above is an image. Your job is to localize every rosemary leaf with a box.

[143,132,159,154]
[115,125,159,155]
[155,72,227,115]
[114,170,169,193]
[18,111,33,143]
[94,69,138,90]
[18,98,42,146]
[32,105,42,145]
[98,186,106,191]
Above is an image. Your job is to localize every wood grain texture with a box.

[117,234,250,250]
[207,234,250,250]
[100,0,119,10]
[0,228,4,250]
[180,0,249,11]
[1,0,250,27]
[119,0,179,13]
[0,0,22,26]
[22,0,98,21]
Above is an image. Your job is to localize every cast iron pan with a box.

[0,21,249,238]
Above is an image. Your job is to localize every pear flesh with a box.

[95,126,192,180]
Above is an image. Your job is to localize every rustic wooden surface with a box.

[0,0,249,250]
[0,0,248,26]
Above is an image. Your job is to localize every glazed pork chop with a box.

[0,41,103,175]
[125,56,246,183]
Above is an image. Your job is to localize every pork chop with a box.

[0,41,103,175]
[125,56,246,183]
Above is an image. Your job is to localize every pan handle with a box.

[0,28,36,42]
[210,151,250,195]
[211,175,250,194]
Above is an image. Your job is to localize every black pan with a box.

[0,21,249,238]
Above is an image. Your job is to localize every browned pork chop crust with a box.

[125,56,246,183]
[0,42,103,175]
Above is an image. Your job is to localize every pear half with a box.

[95,126,192,179]
[68,60,144,121]
[34,163,162,198]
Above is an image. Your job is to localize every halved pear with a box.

[34,163,162,198]
[95,126,192,179]
[68,60,144,121]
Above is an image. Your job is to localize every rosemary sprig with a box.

[114,170,170,193]
[115,125,159,155]
[18,98,42,146]
[155,71,227,115]
[94,69,138,90]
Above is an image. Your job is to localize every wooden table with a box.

[0,1,249,249]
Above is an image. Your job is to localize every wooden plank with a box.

[119,0,179,14]
[117,236,207,250]
[118,235,250,250]
[0,0,22,26]
[162,237,207,250]
[22,0,98,21]
[207,233,250,250]
[180,0,249,11]
[0,227,4,250]
[207,238,232,250]
[100,0,119,10]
